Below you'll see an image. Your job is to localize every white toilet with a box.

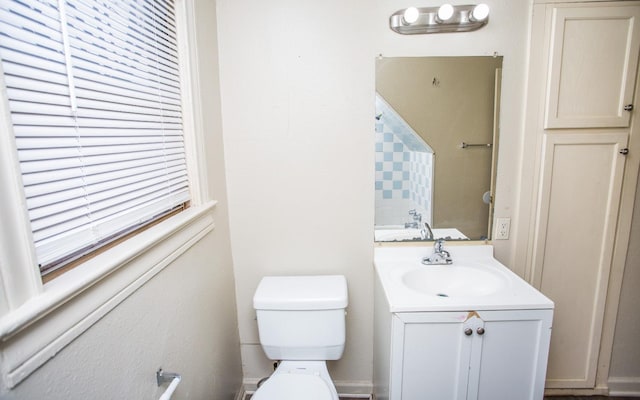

[252,275,348,400]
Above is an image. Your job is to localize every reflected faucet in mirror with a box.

[405,210,434,240]
[405,209,422,229]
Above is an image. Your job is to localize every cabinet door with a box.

[470,310,553,400]
[391,312,476,400]
[544,4,640,129]
[531,132,627,388]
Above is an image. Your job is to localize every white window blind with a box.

[0,0,190,275]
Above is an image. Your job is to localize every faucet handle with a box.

[408,209,417,215]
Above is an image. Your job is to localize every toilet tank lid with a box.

[253,275,348,310]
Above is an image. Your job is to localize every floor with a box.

[245,395,638,400]
[545,397,638,400]
[244,396,368,400]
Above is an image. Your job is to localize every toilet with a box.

[252,275,348,400]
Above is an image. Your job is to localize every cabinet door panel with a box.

[392,312,472,400]
[531,132,627,388]
[545,5,640,128]
[473,310,553,400]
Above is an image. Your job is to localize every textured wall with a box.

[3,233,242,400]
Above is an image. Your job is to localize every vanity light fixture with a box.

[403,6,420,24]
[469,3,489,22]
[436,4,454,22]
[389,3,490,35]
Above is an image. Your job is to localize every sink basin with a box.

[401,265,507,297]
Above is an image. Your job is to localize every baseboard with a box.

[234,384,246,400]
[544,387,608,396]
[609,377,640,396]
[334,380,374,396]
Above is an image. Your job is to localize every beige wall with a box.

[216,0,376,390]
[376,57,502,239]
[217,0,532,392]
[1,1,243,398]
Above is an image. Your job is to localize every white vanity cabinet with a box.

[373,245,554,400]
[385,310,552,400]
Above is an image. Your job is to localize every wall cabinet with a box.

[378,309,552,400]
[523,1,640,390]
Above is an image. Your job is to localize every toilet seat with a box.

[251,361,338,400]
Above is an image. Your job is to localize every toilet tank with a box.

[253,275,348,361]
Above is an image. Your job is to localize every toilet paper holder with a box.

[156,368,181,386]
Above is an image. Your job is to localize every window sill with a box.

[0,200,217,389]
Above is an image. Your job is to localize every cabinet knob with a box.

[477,327,485,335]
[464,328,473,336]
[624,104,634,111]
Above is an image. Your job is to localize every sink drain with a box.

[436,293,449,297]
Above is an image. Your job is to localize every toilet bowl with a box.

[251,361,338,400]
[252,275,348,400]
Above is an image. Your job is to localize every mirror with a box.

[374,56,503,241]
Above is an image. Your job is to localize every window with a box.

[0,0,214,389]
[0,0,190,277]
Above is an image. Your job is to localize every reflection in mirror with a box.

[374,56,503,241]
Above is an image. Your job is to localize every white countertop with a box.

[374,245,554,312]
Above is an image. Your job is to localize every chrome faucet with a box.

[405,209,422,229]
[421,239,453,265]
[422,222,434,240]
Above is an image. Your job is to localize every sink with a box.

[401,265,507,297]
[374,244,555,311]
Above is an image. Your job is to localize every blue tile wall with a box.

[375,93,433,225]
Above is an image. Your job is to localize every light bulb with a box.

[437,4,454,22]
[403,7,420,24]
[470,3,489,21]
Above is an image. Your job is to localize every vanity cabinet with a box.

[374,303,553,400]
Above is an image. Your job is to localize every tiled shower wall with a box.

[374,120,433,226]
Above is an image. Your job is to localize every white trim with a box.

[609,376,640,396]
[0,201,215,340]
[543,386,609,396]
[1,201,216,388]
[176,0,209,205]
[0,54,41,314]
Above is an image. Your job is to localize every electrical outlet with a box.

[495,217,510,240]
